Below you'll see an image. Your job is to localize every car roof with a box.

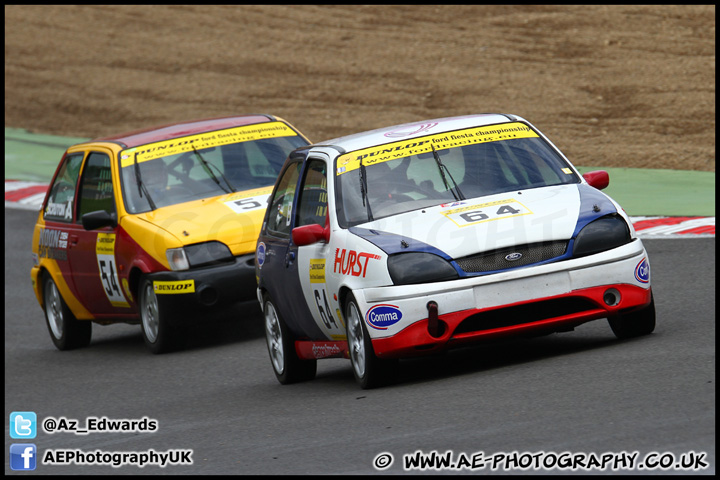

[88,114,282,149]
[315,113,524,154]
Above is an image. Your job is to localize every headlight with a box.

[573,214,631,258]
[387,252,459,285]
[166,241,234,271]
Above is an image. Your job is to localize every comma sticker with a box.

[635,257,650,283]
[366,304,403,330]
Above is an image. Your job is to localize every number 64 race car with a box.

[31,115,310,353]
[255,113,655,389]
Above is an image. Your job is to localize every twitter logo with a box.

[10,412,37,439]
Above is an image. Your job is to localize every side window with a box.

[76,152,116,221]
[44,153,84,222]
[296,160,328,227]
[266,162,301,237]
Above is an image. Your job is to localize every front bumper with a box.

[353,240,652,358]
[148,253,257,318]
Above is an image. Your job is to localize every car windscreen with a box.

[335,122,580,227]
[119,123,308,213]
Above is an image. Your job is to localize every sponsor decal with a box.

[309,259,325,283]
[256,242,266,268]
[384,122,439,138]
[95,233,130,307]
[37,228,69,261]
[121,278,133,302]
[333,249,381,277]
[366,304,403,330]
[635,257,650,283]
[441,199,533,227]
[440,201,466,208]
[336,122,538,175]
[44,198,73,221]
[311,343,342,359]
[224,193,271,214]
[120,122,297,166]
[153,280,196,294]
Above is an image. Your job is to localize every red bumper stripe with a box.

[371,284,652,358]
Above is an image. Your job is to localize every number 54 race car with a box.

[31,115,310,353]
[255,113,655,389]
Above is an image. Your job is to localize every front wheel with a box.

[139,276,178,354]
[345,293,396,389]
[43,273,92,350]
[263,293,316,384]
[608,293,656,339]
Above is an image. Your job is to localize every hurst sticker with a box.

[441,199,532,227]
[333,249,381,277]
[95,233,130,308]
[153,280,195,294]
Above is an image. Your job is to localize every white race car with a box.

[255,114,655,389]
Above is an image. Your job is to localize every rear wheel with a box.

[608,293,656,339]
[139,276,178,354]
[345,293,395,389]
[263,293,316,384]
[42,273,91,350]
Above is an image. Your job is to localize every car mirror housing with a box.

[582,170,609,190]
[81,210,117,230]
[292,223,330,246]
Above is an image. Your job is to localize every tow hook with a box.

[427,301,442,338]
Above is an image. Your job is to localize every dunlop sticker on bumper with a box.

[154,280,196,294]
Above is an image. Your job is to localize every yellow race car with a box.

[31,115,310,353]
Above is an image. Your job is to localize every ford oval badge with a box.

[505,252,523,262]
[366,304,403,330]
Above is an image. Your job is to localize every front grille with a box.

[454,241,567,273]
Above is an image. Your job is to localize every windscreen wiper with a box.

[134,152,157,211]
[192,146,236,193]
[431,144,464,200]
[359,160,373,222]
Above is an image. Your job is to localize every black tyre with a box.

[42,273,91,350]
[139,276,179,354]
[608,293,656,339]
[345,293,396,389]
[263,293,316,384]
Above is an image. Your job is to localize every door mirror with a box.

[292,223,330,246]
[82,210,117,230]
[582,170,609,190]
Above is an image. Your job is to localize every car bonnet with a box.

[130,187,272,256]
[348,183,617,260]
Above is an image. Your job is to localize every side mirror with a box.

[82,210,117,230]
[292,223,330,246]
[582,170,609,190]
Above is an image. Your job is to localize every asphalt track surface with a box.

[4,207,715,475]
